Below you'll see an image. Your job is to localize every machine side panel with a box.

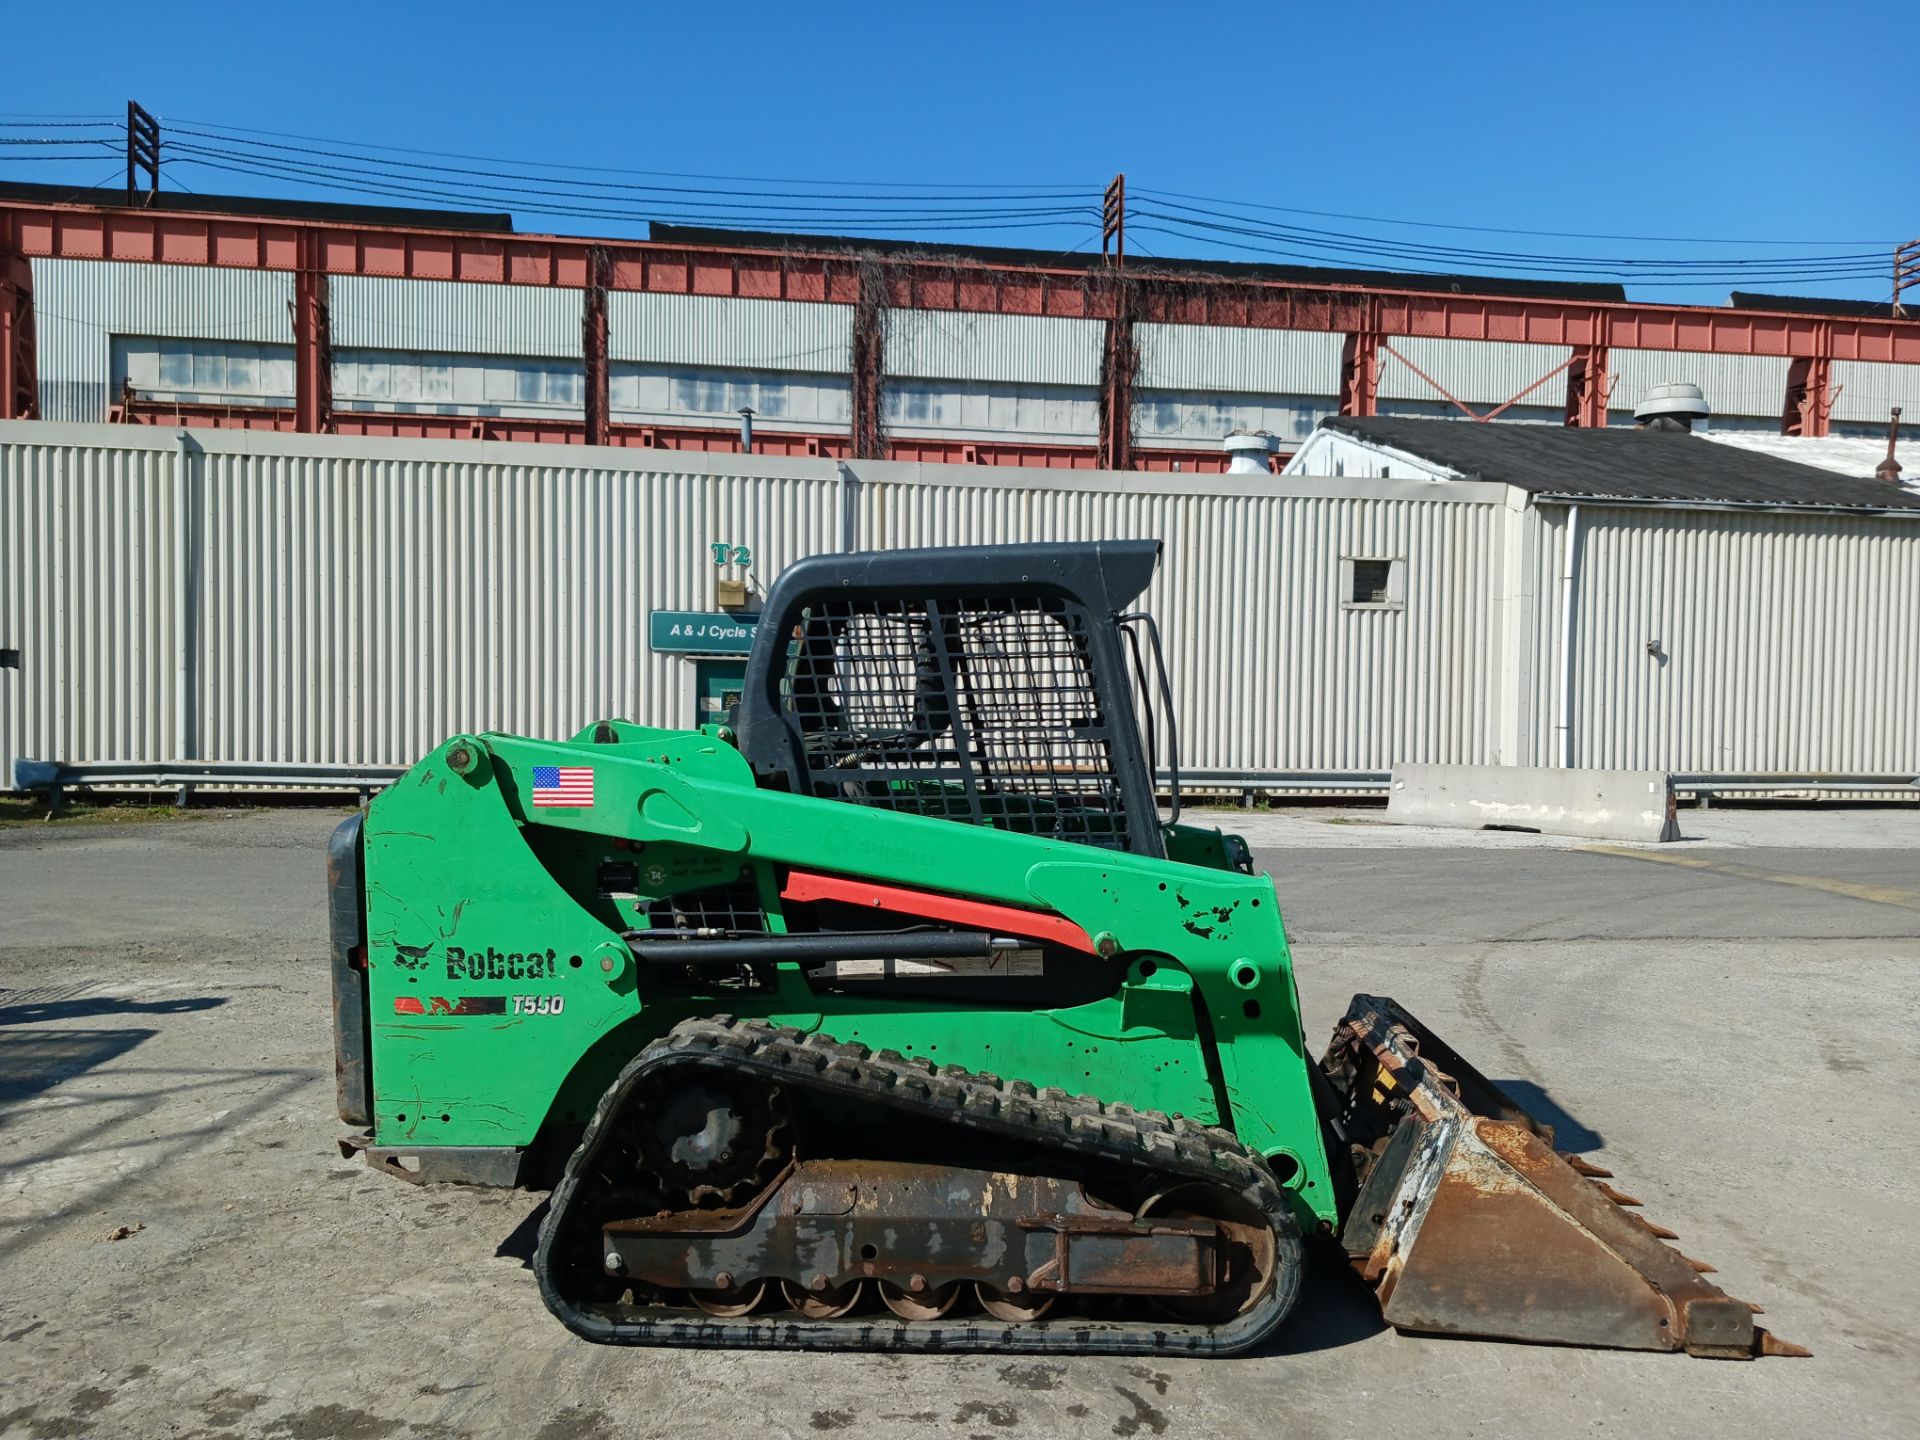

[327,813,372,1127]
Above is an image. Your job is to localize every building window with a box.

[1342,557,1405,610]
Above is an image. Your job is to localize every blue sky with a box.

[5,1,1909,304]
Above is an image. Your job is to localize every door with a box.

[694,659,747,730]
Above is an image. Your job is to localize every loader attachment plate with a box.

[1322,995,1806,1359]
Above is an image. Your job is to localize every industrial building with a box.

[3,181,1918,799]
[4,418,1915,798]
[5,184,1920,475]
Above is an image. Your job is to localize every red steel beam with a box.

[850,262,886,459]
[1097,276,1137,471]
[582,245,610,447]
[1,213,37,420]
[8,198,1919,365]
[1563,344,1610,427]
[292,229,331,433]
[1339,300,1383,417]
[1782,354,1834,437]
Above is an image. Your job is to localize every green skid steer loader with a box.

[327,540,1803,1359]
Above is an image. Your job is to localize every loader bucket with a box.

[1320,995,1806,1359]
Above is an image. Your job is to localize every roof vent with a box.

[1634,381,1711,432]
[1223,430,1280,475]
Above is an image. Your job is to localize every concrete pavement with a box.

[1,805,1914,1439]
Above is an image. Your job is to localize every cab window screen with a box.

[779,593,1130,848]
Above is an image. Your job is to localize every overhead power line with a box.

[165,115,1094,190]
[0,111,1901,294]
[1127,224,1886,287]
[167,147,1099,232]
[1129,212,1887,283]
[1129,184,1898,249]
[1132,197,1885,271]
[166,128,1095,203]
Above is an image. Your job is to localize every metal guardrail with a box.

[10,759,407,813]
[1671,772,1920,791]
[10,758,1917,815]
[1161,769,1920,804]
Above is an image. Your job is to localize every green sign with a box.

[649,611,760,655]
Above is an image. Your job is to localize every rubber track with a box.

[533,1016,1303,1355]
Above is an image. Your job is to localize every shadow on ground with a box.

[0,1028,157,1105]
[0,987,227,1026]
[496,1197,548,1268]
[0,989,228,1107]
[1493,1079,1605,1152]
[1256,1247,1389,1355]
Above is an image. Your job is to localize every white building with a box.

[6,416,1917,797]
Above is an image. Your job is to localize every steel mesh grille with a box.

[643,881,768,933]
[779,593,1130,847]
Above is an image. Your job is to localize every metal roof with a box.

[0,179,513,233]
[1729,291,1911,320]
[647,224,1632,304]
[1318,415,1920,511]
[1702,430,1920,491]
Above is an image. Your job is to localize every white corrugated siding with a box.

[331,276,581,357]
[856,468,1512,772]
[1607,349,1789,422]
[31,259,293,421]
[1377,337,1574,408]
[1828,359,1920,426]
[1136,324,1345,395]
[0,431,187,771]
[6,422,1916,787]
[1528,503,1920,772]
[190,446,837,764]
[886,311,1102,386]
[0,425,838,775]
[609,293,850,373]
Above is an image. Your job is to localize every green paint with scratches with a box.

[358,721,1338,1229]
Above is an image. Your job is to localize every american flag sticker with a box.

[532,764,595,808]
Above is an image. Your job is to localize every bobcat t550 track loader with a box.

[327,540,1802,1358]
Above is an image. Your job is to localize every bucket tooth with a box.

[1680,1254,1717,1274]
[1324,995,1797,1358]
[1759,1331,1811,1358]
[1561,1153,1614,1179]
[1631,1215,1681,1240]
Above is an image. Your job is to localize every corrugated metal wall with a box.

[31,266,1920,442]
[1136,324,1344,394]
[5,422,1914,787]
[1606,349,1790,422]
[1377,337,1573,408]
[0,425,838,775]
[331,276,581,357]
[609,293,850,373]
[1526,503,1920,772]
[0,430,188,770]
[1828,359,1920,426]
[1573,506,1918,772]
[31,259,293,421]
[881,312,1102,447]
[886,311,1102,386]
[856,467,1514,772]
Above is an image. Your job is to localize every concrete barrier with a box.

[1387,765,1681,843]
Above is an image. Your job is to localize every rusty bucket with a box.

[1321,995,1807,1359]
